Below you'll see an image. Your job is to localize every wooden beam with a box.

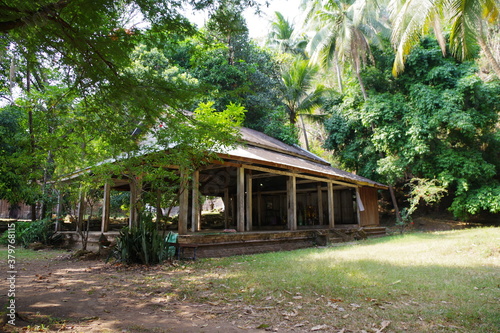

[223,188,230,229]
[237,167,245,232]
[257,191,262,227]
[355,188,364,227]
[251,173,284,179]
[178,171,189,235]
[246,172,252,231]
[191,170,201,232]
[328,182,335,228]
[101,182,111,233]
[55,190,63,231]
[242,164,358,188]
[287,175,297,231]
[128,180,136,228]
[317,184,323,225]
[76,190,85,232]
[129,176,142,228]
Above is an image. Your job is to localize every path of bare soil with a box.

[2,255,266,333]
[2,218,494,333]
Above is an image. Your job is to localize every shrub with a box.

[0,219,62,247]
[112,213,173,265]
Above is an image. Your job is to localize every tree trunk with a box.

[334,53,343,93]
[299,114,310,151]
[354,65,368,101]
[477,34,500,79]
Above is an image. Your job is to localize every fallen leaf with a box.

[375,320,391,332]
[311,324,329,331]
[282,309,298,317]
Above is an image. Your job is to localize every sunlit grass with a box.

[174,227,500,332]
[0,246,69,262]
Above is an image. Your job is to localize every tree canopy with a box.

[323,37,500,219]
[0,0,499,222]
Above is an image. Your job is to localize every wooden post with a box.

[237,167,245,232]
[76,190,85,232]
[178,171,189,235]
[317,184,323,225]
[55,190,63,231]
[101,182,111,233]
[328,182,335,228]
[356,188,364,226]
[191,170,201,232]
[156,189,163,223]
[128,179,139,228]
[257,191,262,227]
[245,172,252,231]
[287,175,297,231]
[223,188,229,229]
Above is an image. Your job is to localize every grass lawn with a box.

[0,227,498,332]
[169,227,500,332]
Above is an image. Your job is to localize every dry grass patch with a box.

[173,227,500,332]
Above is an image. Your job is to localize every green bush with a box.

[0,219,62,247]
[112,213,173,265]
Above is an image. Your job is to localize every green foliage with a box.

[112,213,171,265]
[0,106,33,204]
[395,178,448,232]
[260,109,299,146]
[184,23,287,136]
[450,183,500,220]
[324,37,500,219]
[0,219,61,247]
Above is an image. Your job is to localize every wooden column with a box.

[287,175,297,231]
[257,191,262,227]
[191,170,201,232]
[101,182,111,233]
[129,178,140,228]
[76,190,85,232]
[245,172,252,231]
[236,167,245,232]
[156,190,163,223]
[223,188,230,229]
[55,190,63,231]
[178,171,189,235]
[355,188,364,226]
[328,182,335,228]
[317,184,323,225]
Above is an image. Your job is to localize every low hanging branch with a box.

[0,0,70,33]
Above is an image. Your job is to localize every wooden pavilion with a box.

[59,127,388,257]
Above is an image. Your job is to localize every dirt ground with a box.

[1,218,496,333]
[2,254,269,333]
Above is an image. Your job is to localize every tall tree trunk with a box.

[334,53,343,93]
[477,34,500,79]
[354,63,368,101]
[299,114,310,151]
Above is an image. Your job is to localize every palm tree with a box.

[298,0,401,220]
[390,0,500,78]
[267,11,308,56]
[281,57,325,150]
[300,0,389,98]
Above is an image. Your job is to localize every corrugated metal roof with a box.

[222,141,387,189]
[239,127,329,165]
[56,125,387,189]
